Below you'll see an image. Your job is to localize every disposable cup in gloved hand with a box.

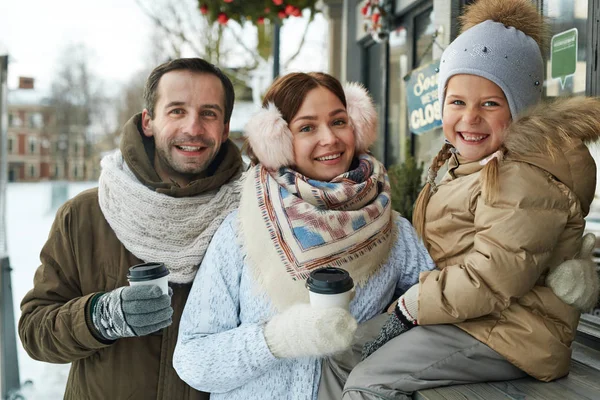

[306,267,355,310]
[127,262,170,295]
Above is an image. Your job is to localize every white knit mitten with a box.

[263,303,357,359]
[547,233,600,312]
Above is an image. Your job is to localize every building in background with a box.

[335,0,592,167]
[7,77,90,182]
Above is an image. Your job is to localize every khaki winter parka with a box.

[18,114,243,399]
[419,98,600,381]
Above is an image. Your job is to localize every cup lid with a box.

[127,262,169,281]
[305,267,354,295]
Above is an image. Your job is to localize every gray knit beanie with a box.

[438,19,544,118]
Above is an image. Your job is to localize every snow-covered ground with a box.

[6,181,97,399]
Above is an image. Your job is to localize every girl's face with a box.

[289,86,355,181]
[442,74,512,161]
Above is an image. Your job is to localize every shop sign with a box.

[405,59,441,135]
[551,28,578,89]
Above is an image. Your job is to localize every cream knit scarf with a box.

[239,154,395,311]
[98,150,241,284]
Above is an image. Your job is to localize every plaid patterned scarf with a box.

[239,154,394,311]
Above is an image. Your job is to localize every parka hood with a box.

[505,97,600,216]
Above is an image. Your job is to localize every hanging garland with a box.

[361,0,392,42]
[199,0,319,25]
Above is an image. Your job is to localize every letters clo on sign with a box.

[411,101,441,129]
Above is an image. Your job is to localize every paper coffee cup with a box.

[306,267,354,310]
[127,262,170,295]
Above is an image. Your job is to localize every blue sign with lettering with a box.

[405,60,442,135]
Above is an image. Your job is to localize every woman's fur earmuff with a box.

[244,103,295,170]
[244,82,377,170]
[344,82,378,153]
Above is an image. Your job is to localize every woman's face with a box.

[442,74,512,161]
[289,86,355,181]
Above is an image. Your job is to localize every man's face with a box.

[141,70,229,186]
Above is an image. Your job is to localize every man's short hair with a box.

[144,58,235,124]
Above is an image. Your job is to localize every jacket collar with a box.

[447,153,485,179]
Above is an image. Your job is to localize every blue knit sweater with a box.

[173,210,434,400]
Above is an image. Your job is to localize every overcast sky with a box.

[0,0,154,91]
[0,0,328,94]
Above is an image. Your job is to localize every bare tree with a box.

[135,0,322,90]
[49,44,109,179]
[116,70,148,129]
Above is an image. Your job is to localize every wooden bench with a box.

[415,342,600,400]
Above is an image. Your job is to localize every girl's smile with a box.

[442,74,511,162]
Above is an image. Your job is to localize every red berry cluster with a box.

[199,0,307,25]
[361,0,387,41]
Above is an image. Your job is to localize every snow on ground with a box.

[6,181,97,399]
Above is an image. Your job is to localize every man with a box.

[19,58,243,400]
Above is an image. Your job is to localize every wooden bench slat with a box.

[415,359,600,400]
[490,379,587,400]
[416,383,508,400]
[415,386,481,400]
[414,389,455,400]
[550,360,600,399]
[449,382,520,399]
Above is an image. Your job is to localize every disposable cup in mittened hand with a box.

[306,267,354,310]
[127,262,170,295]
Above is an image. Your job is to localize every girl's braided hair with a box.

[412,143,453,240]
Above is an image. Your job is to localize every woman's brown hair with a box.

[243,72,347,165]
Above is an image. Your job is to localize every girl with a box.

[343,0,600,399]
[172,72,436,399]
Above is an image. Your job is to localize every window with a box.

[28,112,43,129]
[7,136,14,154]
[28,164,37,179]
[9,113,22,127]
[388,27,410,166]
[410,7,443,167]
[28,136,37,154]
[543,0,588,97]
[54,163,62,179]
[542,0,600,340]
[72,162,85,180]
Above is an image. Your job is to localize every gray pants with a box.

[318,316,526,400]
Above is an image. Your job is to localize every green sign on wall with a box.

[551,28,578,89]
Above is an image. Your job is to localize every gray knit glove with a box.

[91,285,173,340]
[362,303,416,360]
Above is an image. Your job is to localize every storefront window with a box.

[543,0,588,97]
[414,9,436,67]
[365,43,386,163]
[388,27,409,166]
[411,7,443,166]
[543,0,600,333]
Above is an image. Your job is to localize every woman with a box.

[172,72,435,400]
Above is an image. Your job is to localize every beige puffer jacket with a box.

[419,97,600,381]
